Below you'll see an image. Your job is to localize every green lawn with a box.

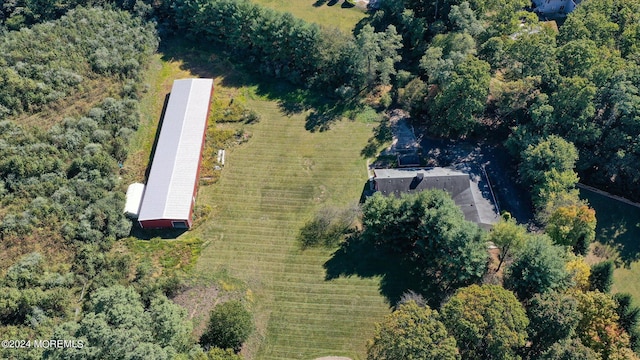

[188,100,389,359]
[250,0,366,33]
[128,38,390,359]
[580,189,640,303]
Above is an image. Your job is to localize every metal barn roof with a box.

[138,78,213,222]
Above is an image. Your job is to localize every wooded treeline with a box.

[0,7,239,360]
[368,0,640,202]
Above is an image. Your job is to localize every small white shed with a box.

[124,183,145,218]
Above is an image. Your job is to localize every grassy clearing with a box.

[128,40,389,359]
[250,0,366,33]
[125,237,203,274]
[580,189,640,304]
[189,100,389,359]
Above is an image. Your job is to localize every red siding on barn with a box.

[138,219,174,229]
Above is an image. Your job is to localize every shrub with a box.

[297,205,359,249]
[200,300,254,352]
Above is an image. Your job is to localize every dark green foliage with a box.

[200,300,254,353]
[0,7,157,119]
[526,291,580,357]
[504,25,559,86]
[298,205,359,249]
[540,337,600,360]
[361,191,488,306]
[519,135,578,188]
[441,284,529,360]
[173,0,401,93]
[46,285,194,359]
[367,301,460,360]
[426,55,491,137]
[504,235,569,300]
[614,293,640,352]
[588,260,614,293]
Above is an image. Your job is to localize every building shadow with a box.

[129,221,188,240]
[144,93,171,182]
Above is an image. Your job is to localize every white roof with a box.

[138,78,213,222]
[124,183,145,218]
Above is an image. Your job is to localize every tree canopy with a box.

[503,235,569,300]
[361,191,488,306]
[200,300,254,353]
[440,284,529,360]
[46,285,194,360]
[367,300,460,360]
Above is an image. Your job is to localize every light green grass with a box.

[128,41,389,359]
[188,100,389,359]
[580,189,640,304]
[250,0,366,34]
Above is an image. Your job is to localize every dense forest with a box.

[1,0,640,359]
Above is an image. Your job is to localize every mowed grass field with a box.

[128,42,391,357]
[127,4,390,357]
[190,100,389,359]
[250,0,367,33]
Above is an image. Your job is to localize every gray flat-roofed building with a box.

[373,167,499,229]
[138,78,214,229]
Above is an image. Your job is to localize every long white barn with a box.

[138,78,214,229]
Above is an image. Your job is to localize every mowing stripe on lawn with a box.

[190,100,389,359]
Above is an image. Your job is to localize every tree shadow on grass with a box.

[324,235,425,306]
[580,188,640,267]
[361,117,392,156]
[158,37,355,132]
[341,0,356,8]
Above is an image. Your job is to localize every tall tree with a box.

[366,301,460,360]
[519,135,578,188]
[441,284,529,360]
[613,293,640,352]
[47,285,195,359]
[526,291,581,357]
[488,214,528,272]
[361,191,488,306]
[565,256,591,291]
[504,235,569,300]
[354,24,403,91]
[426,55,491,137]
[588,260,614,293]
[545,204,596,255]
[573,290,638,359]
[540,337,601,360]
